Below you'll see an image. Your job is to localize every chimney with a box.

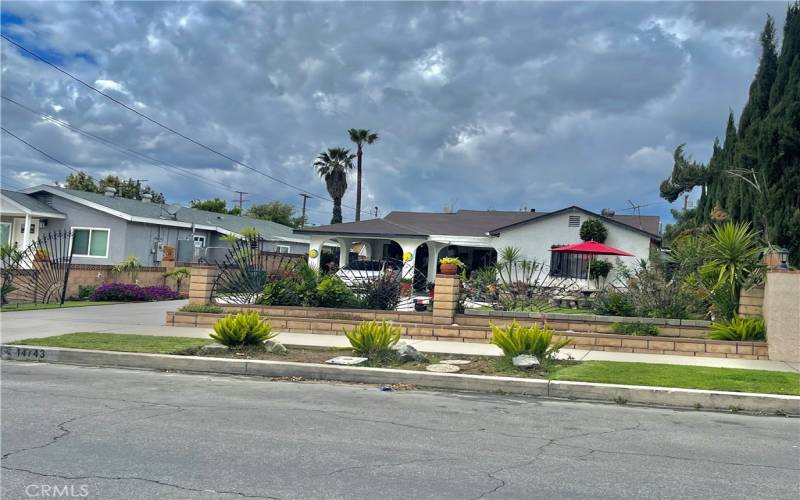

[103,186,116,197]
[141,193,153,203]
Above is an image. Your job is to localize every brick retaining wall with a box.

[167,309,767,360]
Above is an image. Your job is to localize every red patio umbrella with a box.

[550,240,634,257]
[550,240,634,284]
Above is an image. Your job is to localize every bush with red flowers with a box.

[90,283,179,302]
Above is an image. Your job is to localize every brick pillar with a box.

[188,266,219,305]
[433,274,460,325]
[764,269,800,362]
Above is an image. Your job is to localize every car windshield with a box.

[345,261,383,271]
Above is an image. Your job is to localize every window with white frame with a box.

[0,222,10,246]
[193,235,206,248]
[71,228,109,257]
[276,245,290,253]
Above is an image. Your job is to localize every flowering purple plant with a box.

[90,283,179,302]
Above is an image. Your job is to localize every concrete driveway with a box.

[0,300,190,343]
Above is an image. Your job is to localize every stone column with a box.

[764,269,800,362]
[188,266,219,305]
[433,274,460,325]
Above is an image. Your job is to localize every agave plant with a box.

[489,320,570,363]
[342,320,401,358]
[210,311,277,347]
[709,316,766,341]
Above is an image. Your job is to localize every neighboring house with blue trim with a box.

[0,185,309,265]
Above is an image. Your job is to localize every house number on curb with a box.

[1,346,47,360]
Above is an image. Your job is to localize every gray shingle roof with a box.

[298,207,660,239]
[1,189,64,216]
[25,186,303,242]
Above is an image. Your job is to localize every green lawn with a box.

[551,361,800,396]
[12,332,212,354]
[1,301,113,312]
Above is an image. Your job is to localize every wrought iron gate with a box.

[0,230,74,306]
[210,236,304,304]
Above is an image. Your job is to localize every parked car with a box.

[335,260,400,288]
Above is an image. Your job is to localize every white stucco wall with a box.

[491,209,654,283]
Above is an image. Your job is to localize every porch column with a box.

[21,213,32,249]
[336,238,352,268]
[395,239,424,278]
[307,235,326,270]
[425,241,446,284]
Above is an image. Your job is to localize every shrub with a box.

[439,257,465,267]
[343,320,401,358]
[141,286,180,301]
[77,285,97,300]
[489,320,570,364]
[611,322,660,336]
[163,267,190,292]
[312,276,357,308]
[359,274,401,310]
[90,283,179,302]
[709,317,766,341]
[179,304,224,314]
[593,291,636,317]
[579,219,608,243]
[259,278,306,306]
[210,311,276,347]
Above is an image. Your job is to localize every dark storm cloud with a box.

[0,1,788,224]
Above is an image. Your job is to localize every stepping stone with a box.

[512,354,540,368]
[325,356,368,366]
[426,363,460,373]
[440,359,471,365]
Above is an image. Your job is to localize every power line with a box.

[2,95,244,193]
[2,95,341,218]
[1,126,82,173]
[1,34,373,218]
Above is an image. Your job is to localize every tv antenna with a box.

[626,200,644,229]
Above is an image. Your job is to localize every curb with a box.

[3,344,798,415]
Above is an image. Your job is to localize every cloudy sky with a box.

[0,1,788,226]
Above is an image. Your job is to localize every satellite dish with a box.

[164,204,182,216]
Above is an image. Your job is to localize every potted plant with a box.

[399,278,413,297]
[33,248,49,262]
[162,245,176,262]
[439,257,465,275]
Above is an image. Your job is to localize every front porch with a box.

[306,234,497,285]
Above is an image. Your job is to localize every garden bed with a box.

[167,309,768,360]
[9,333,799,396]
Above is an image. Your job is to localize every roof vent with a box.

[141,193,153,203]
[601,208,615,217]
[103,186,116,197]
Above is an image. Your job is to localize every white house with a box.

[295,206,660,286]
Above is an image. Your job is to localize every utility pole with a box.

[374,206,379,218]
[232,191,249,212]
[683,194,689,211]
[299,193,311,227]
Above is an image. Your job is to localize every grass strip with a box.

[11,332,212,354]
[1,301,115,312]
[550,361,800,396]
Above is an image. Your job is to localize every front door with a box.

[11,218,38,248]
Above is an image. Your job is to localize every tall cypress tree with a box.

[659,5,800,264]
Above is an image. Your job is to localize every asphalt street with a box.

[2,362,799,499]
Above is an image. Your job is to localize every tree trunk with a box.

[332,197,343,224]
[355,146,363,222]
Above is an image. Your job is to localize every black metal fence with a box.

[1,230,74,305]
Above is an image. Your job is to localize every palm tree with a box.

[347,128,379,221]
[314,147,355,224]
